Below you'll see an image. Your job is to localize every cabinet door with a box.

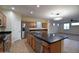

[50,41,61,53]
[26,22,36,28]
[0,42,3,52]
[42,23,47,28]
[31,36,36,51]
[0,11,6,27]
[42,45,49,53]
[42,41,50,53]
[27,34,30,44]
[41,31,47,37]
[27,34,31,45]
[42,40,61,53]
[35,38,42,53]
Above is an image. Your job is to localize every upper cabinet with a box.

[42,23,48,28]
[25,22,36,28]
[23,21,48,28]
[0,11,6,27]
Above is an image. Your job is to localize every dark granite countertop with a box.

[30,32,68,44]
[0,31,11,34]
[0,31,11,43]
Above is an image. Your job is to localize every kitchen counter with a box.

[0,31,11,34]
[0,31,11,42]
[30,32,68,44]
[29,28,47,31]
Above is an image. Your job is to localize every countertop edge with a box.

[30,33,68,44]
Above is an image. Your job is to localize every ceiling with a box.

[1,5,79,22]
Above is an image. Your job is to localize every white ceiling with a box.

[1,5,79,22]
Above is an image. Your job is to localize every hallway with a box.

[10,39,34,53]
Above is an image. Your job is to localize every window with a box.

[36,21,42,28]
[64,23,70,30]
[71,22,79,26]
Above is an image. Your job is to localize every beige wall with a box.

[0,9,22,43]
[22,16,48,23]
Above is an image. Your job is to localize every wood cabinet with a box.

[25,22,36,28]
[26,33,62,53]
[42,23,48,28]
[0,11,6,27]
[0,42,3,52]
[42,40,61,53]
[0,34,11,52]
[22,21,48,29]
[27,33,36,51]
[31,36,36,51]
[41,31,48,37]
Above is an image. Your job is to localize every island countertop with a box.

[30,32,68,44]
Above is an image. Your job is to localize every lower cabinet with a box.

[31,36,36,51]
[41,41,50,53]
[35,38,42,53]
[27,34,36,51]
[27,34,62,53]
[0,34,11,52]
[42,40,61,53]
[0,42,3,52]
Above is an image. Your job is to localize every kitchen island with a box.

[0,31,11,52]
[26,31,68,53]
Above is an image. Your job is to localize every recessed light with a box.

[50,13,60,18]
[30,11,33,14]
[36,5,40,8]
[11,7,15,10]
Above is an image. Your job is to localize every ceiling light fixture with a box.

[30,11,33,14]
[56,13,60,15]
[37,5,40,8]
[11,7,15,10]
[53,17,63,21]
[50,12,60,18]
[50,15,60,18]
[71,22,79,26]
